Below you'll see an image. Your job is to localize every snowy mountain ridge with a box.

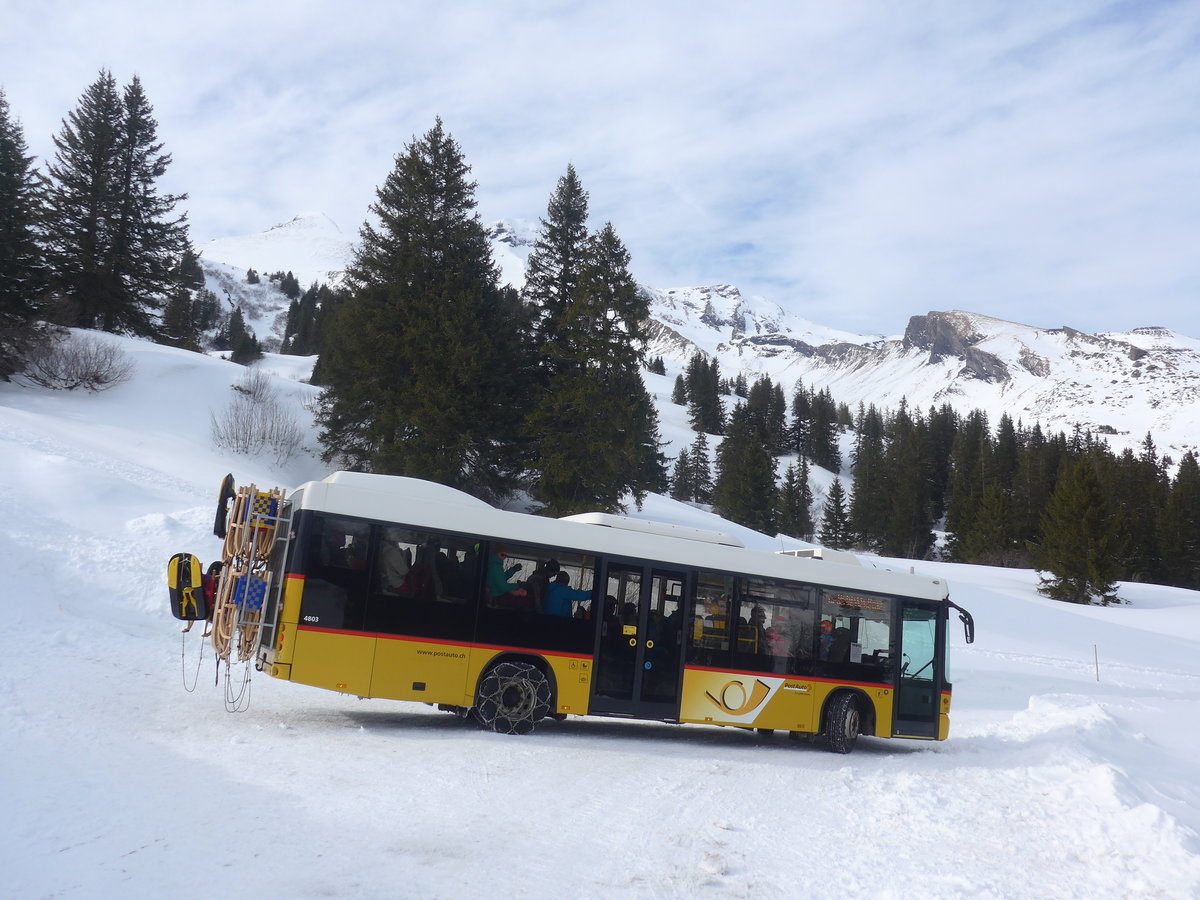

[198,213,353,290]
[197,214,1200,459]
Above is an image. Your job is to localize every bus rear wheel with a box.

[824,693,861,754]
[474,661,552,735]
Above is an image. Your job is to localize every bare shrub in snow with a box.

[231,365,277,405]
[21,333,134,392]
[300,390,323,417]
[211,370,304,465]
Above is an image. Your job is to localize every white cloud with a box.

[4,0,1198,336]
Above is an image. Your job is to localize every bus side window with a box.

[377,526,415,596]
[363,526,477,640]
[735,579,815,675]
[819,591,893,676]
[475,543,594,655]
[689,572,733,667]
[302,515,370,631]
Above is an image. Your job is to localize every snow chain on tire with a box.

[474,661,552,735]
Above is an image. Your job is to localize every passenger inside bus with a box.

[377,538,411,595]
[398,540,444,601]
[486,546,529,608]
[819,619,834,659]
[829,626,852,663]
[543,571,591,616]
[320,520,368,570]
[524,558,560,612]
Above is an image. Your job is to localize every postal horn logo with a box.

[705,678,771,716]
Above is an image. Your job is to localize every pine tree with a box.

[807,387,841,471]
[226,306,247,350]
[776,461,814,540]
[944,410,991,560]
[881,404,935,559]
[280,270,301,300]
[281,282,327,355]
[631,374,670,499]
[746,375,788,455]
[526,221,663,513]
[522,163,589,382]
[819,478,853,550]
[43,70,123,329]
[685,353,725,435]
[671,373,687,405]
[1012,423,1065,545]
[790,382,812,457]
[0,87,49,379]
[1160,451,1200,589]
[175,245,205,291]
[689,431,713,503]
[109,76,189,329]
[160,287,200,351]
[994,413,1019,489]
[230,328,262,365]
[1034,455,1121,604]
[670,446,693,501]
[849,404,888,550]
[712,402,776,533]
[191,289,222,334]
[43,71,188,336]
[958,481,1020,565]
[1111,434,1168,582]
[836,401,854,429]
[317,119,530,502]
[925,403,959,520]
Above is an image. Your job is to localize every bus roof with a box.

[559,512,744,548]
[292,472,950,603]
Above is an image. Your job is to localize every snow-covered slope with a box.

[197,212,353,290]
[644,295,1200,460]
[485,218,538,290]
[2,333,1200,897]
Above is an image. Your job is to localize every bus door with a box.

[590,561,687,720]
[893,601,942,738]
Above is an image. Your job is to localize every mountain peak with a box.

[197,213,354,288]
[485,219,538,248]
[265,212,345,235]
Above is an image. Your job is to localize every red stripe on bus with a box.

[294,625,592,660]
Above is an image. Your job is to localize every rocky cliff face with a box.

[902,311,1011,382]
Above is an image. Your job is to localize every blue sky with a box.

[4,0,1198,337]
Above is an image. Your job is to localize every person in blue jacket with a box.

[543,571,591,616]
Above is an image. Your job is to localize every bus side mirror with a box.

[949,601,975,644]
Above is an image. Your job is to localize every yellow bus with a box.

[224,471,974,753]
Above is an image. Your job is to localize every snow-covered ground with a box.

[3,333,1200,898]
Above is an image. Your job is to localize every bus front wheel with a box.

[474,661,552,735]
[824,693,861,754]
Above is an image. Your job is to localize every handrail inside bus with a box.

[948,599,975,644]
